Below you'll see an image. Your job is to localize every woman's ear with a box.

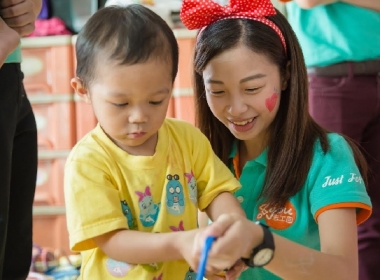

[281,61,291,91]
[71,77,91,104]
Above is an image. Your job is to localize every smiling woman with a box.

[179,0,373,278]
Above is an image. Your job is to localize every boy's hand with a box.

[1,0,38,36]
[178,227,230,276]
[194,213,261,275]
[177,229,203,272]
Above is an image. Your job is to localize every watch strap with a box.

[241,222,275,268]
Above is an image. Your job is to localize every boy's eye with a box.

[112,102,128,107]
[149,100,163,105]
[207,89,224,95]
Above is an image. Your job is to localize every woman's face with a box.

[202,44,286,147]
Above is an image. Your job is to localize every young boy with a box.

[65,5,244,279]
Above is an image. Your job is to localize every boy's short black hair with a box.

[75,4,179,86]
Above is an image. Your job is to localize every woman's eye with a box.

[112,102,128,107]
[149,100,163,105]
[246,88,260,93]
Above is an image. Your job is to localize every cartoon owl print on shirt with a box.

[185,267,197,280]
[121,200,137,229]
[135,186,160,227]
[184,170,197,205]
[165,174,185,215]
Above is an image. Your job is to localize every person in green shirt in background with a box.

[284,1,380,279]
[0,0,42,279]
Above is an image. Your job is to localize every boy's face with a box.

[72,58,173,156]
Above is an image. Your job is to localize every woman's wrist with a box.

[242,220,264,258]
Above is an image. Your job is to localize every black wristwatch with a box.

[241,222,275,268]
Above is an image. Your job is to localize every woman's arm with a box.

[292,0,336,8]
[293,0,380,12]
[343,0,380,12]
[202,208,359,280]
[93,228,196,264]
[263,208,358,280]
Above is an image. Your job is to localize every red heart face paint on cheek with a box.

[265,93,278,112]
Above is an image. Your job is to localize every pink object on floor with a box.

[27,17,72,37]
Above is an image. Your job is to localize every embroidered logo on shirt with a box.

[121,200,137,229]
[105,258,132,277]
[165,174,185,215]
[322,173,363,188]
[135,186,160,227]
[256,201,296,230]
[185,170,198,205]
[322,175,344,187]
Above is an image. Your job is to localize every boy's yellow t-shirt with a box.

[64,118,241,279]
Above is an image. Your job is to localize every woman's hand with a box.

[225,260,248,280]
[205,260,248,280]
[193,214,262,275]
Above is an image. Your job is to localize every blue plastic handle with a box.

[196,236,216,280]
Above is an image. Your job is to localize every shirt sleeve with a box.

[309,134,372,224]
[190,129,241,211]
[64,156,128,252]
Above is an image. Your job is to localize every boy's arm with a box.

[93,228,196,264]
[205,192,246,221]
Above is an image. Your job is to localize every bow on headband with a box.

[180,0,287,52]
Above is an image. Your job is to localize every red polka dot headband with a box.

[180,0,287,52]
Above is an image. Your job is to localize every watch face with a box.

[253,248,274,266]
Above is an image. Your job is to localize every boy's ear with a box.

[71,77,91,104]
[281,61,291,91]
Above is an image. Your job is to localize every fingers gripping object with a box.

[196,236,216,280]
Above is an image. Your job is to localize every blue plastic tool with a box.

[196,236,216,280]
